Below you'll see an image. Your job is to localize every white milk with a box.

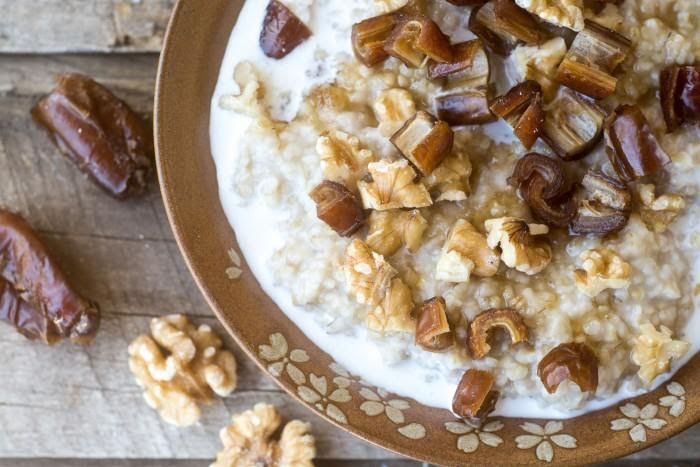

[209,0,699,418]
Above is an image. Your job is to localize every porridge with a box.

[210,0,700,418]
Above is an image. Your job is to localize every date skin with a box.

[260,0,312,59]
[0,209,100,345]
[32,73,153,199]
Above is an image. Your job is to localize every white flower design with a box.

[225,248,243,279]
[445,419,504,453]
[359,387,410,424]
[659,382,686,418]
[610,403,667,443]
[329,362,369,388]
[515,421,577,462]
[258,333,310,385]
[297,373,351,424]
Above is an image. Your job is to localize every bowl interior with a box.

[154,1,700,464]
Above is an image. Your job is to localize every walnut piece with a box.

[128,314,237,427]
[366,209,428,257]
[373,88,417,137]
[358,160,432,210]
[632,323,690,385]
[211,403,315,467]
[219,62,268,120]
[366,278,415,333]
[316,130,375,185]
[511,37,567,101]
[515,0,584,31]
[636,184,686,233]
[344,239,397,306]
[574,248,630,297]
[485,217,552,275]
[436,219,499,283]
[424,151,472,202]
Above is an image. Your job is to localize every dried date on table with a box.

[260,0,312,59]
[32,73,153,199]
[0,209,100,344]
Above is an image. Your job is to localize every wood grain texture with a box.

[0,53,699,463]
[0,54,390,461]
[0,1,175,53]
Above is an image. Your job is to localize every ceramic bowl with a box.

[154,0,700,464]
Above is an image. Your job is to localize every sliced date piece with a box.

[415,297,454,352]
[556,20,631,99]
[538,342,599,394]
[32,73,153,199]
[391,110,454,175]
[352,12,399,66]
[384,15,453,67]
[570,170,631,235]
[427,39,490,90]
[490,80,545,149]
[260,0,312,59]
[0,209,100,344]
[309,181,365,237]
[452,369,499,421]
[468,308,528,359]
[435,89,496,126]
[660,65,700,132]
[468,0,546,56]
[604,105,671,182]
[509,153,576,228]
[542,87,606,160]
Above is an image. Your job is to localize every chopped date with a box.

[260,0,312,59]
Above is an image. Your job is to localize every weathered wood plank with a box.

[0,54,393,461]
[0,236,390,459]
[0,1,175,53]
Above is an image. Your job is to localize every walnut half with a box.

[128,314,238,427]
[436,219,500,283]
[316,130,375,185]
[211,403,315,467]
[344,239,397,306]
[366,278,415,334]
[636,184,686,233]
[358,160,433,210]
[485,217,552,275]
[366,209,428,257]
[632,323,690,385]
[574,248,630,297]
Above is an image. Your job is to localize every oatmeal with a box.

[210,0,700,418]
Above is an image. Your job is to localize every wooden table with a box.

[0,1,698,466]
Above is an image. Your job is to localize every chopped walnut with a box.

[511,37,567,101]
[636,184,686,233]
[366,278,415,333]
[316,130,375,185]
[219,61,268,120]
[128,314,238,427]
[574,248,630,297]
[373,88,417,137]
[366,209,428,257]
[211,403,315,467]
[424,151,472,202]
[436,219,499,283]
[358,160,432,210]
[632,323,690,385]
[515,0,584,31]
[485,217,552,275]
[344,239,397,306]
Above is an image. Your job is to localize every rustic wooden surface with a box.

[0,2,698,466]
